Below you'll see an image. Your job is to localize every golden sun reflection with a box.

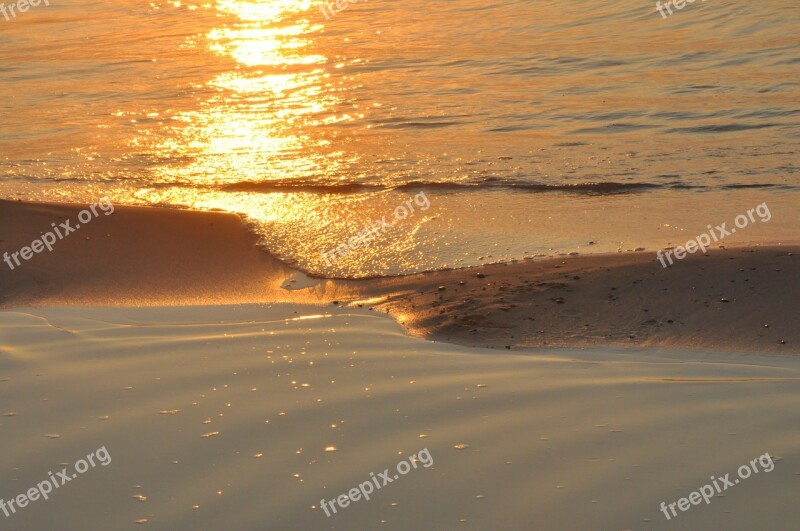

[132,0,427,279]
[142,0,355,215]
[216,0,314,23]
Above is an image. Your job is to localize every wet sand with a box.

[1,199,797,353]
[358,246,798,354]
[1,305,799,530]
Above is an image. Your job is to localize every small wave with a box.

[722,183,779,190]
[221,181,377,194]
[217,179,666,195]
[373,121,465,130]
[571,123,660,134]
[666,123,780,134]
[396,180,663,194]
[168,178,799,196]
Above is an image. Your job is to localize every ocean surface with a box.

[1,0,798,277]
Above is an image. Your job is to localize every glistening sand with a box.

[1,305,799,530]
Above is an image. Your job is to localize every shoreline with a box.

[1,198,797,354]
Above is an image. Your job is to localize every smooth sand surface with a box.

[1,305,799,531]
[2,199,797,353]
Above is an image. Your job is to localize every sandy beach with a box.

[1,304,799,530]
[1,200,799,530]
[1,1,799,528]
[2,199,797,353]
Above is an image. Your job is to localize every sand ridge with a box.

[357,247,799,354]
